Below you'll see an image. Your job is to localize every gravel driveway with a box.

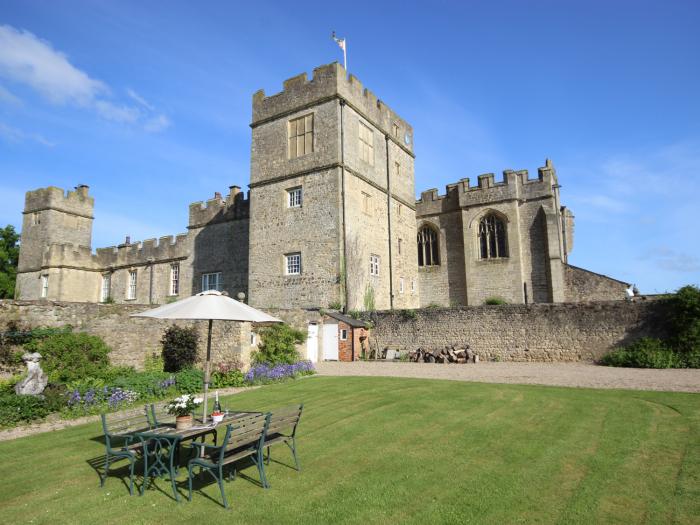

[315,361,700,393]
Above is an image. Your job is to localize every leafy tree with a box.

[0,225,20,299]
[161,325,199,372]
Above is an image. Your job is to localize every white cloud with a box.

[0,24,105,105]
[0,121,55,147]
[641,247,700,273]
[95,100,140,124]
[144,114,171,133]
[0,24,171,133]
[0,84,21,105]
[126,88,155,111]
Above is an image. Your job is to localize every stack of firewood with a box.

[408,345,479,364]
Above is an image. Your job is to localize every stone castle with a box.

[15,62,627,309]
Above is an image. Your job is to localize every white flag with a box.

[334,37,346,52]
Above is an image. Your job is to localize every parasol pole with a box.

[202,319,213,424]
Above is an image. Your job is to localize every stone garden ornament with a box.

[15,352,48,395]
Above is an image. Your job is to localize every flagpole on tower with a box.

[332,31,347,72]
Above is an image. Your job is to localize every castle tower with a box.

[248,63,419,310]
[16,185,94,300]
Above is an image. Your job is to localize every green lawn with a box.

[0,376,698,524]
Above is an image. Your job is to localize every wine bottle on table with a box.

[214,390,222,413]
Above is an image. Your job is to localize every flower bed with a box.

[245,360,315,384]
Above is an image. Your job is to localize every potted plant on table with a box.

[166,394,203,430]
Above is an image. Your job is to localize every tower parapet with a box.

[252,62,413,153]
[415,160,558,216]
[188,186,249,229]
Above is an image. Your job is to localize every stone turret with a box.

[18,185,94,273]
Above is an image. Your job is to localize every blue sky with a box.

[1,0,698,293]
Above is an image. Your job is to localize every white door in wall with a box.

[306,323,319,363]
[322,322,339,361]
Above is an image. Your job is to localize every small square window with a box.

[202,272,223,292]
[287,187,302,208]
[370,254,380,276]
[285,253,301,275]
[340,329,348,341]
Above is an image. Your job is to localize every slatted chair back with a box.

[147,403,175,428]
[217,413,270,462]
[267,404,303,438]
[101,410,150,452]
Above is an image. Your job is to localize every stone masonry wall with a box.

[564,264,629,303]
[0,300,253,370]
[369,300,665,362]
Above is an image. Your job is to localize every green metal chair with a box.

[263,404,304,478]
[187,412,271,509]
[145,403,175,429]
[99,411,150,495]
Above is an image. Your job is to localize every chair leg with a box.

[217,467,229,509]
[291,438,301,472]
[265,446,271,465]
[101,455,109,487]
[129,459,135,496]
[187,465,194,502]
[257,451,269,489]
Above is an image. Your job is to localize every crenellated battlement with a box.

[24,185,94,217]
[252,62,413,146]
[416,159,559,216]
[44,242,98,269]
[188,186,249,229]
[94,233,190,268]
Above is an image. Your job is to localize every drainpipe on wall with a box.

[340,99,349,313]
[385,134,394,310]
[147,257,154,304]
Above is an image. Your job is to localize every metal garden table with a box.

[135,411,262,501]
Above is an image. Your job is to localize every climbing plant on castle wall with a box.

[0,225,19,299]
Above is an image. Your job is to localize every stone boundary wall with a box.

[0,300,255,370]
[368,299,665,362]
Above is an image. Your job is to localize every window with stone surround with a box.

[288,114,313,159]
[287,186,302,208]
[100,274,111,302]
[398,238,403,255]
[170,263,180,295]
[41,274,48,298]
[417,225,440,266]
[399,277,404,294]
[202,272,223,292]
[392,122,400,138]
[127,270,137,300]
[340,328,348,340]
[285,253,301,275]
[394,161,400,179]
[478,213,508,259]
[359,121,374,166]
[370,254,380,276]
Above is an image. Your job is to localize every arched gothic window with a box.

[478,214,508,259]
[417,226,440,267]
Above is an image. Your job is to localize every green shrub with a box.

[252,324,306,365]
[42,384,68,412]
[399,309,417,321]
[211,369,245,388]
[600,338,682,368]
[175,368,204,394]
[110,371,176,398]
[484,296,508,305]
[426,303,442,309]
[143,352,164,372]
[161,325,199,373]
[0,375,20,394]
[0,393,50,426]
[666,285,700,358]
[328,301,343,311]
[24,332,112,383]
